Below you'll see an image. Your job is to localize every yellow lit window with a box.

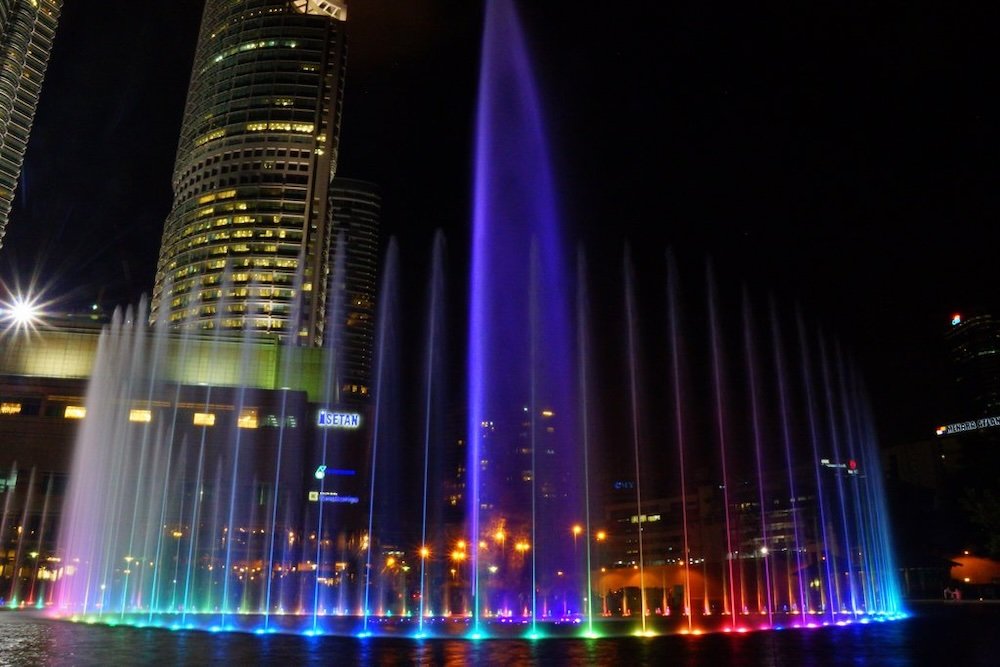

[194,128,225,147]
[64,406,87,419]
[193,412,216,426]
[129,409,152,423]
[1,402,21,415]
[238,408,259,429]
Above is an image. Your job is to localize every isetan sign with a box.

[317,410,361,428]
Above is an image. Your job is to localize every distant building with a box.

[944,311,1000,417]
[327,178,380,402]
[151,0,350,345]
[0,0,61,248]
[881,310,1000,593]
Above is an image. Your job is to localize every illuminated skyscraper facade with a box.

[152,0,348,345]
[0,0,60,249]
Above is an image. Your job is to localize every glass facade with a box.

[151,0,348,345]
[0,328,328,400]
[0,0,61,248]
[327,177,379,401]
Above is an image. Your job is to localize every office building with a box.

[327,177,379,400]
[944,311,1000,417]
[151,0,349,345]
[0,0,61,248]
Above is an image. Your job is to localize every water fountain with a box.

[17,0,906,640]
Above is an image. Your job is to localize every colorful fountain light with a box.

[11,0,908,641]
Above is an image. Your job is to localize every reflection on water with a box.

[1,603,998,666]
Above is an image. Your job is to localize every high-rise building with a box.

[0,0,60,249]
[151,0,349,345]
[944,310,1000,417]
[327,177,379,401]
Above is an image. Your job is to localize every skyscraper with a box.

[151,0,348,345]
[0,0,60,249]
[944,310,1000,417]
[327,177,379,401]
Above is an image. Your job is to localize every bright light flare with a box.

[1,293,43,331]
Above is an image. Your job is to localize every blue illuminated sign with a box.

[308,491,360,504]
[317,410,361,429]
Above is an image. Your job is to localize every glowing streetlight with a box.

[419,546,430,559]
[595,530,607,542]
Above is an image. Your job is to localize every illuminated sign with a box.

[317,410,361,429]
[314,466,357,481]
[821,458,860,475]
[308,491,359,504]
[936,415,1000,435]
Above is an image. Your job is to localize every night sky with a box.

[1,1,998,447]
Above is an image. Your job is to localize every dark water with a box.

[0,603,996,666]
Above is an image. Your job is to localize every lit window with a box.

[1,402,21,415]
[193,412,216,426]
[129,409,152,423]
[238,408,258,429]
[64,406,86,420]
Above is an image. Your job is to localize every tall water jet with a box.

[741,288,773,627]
[623,246,648,632]
[467,0,581,634]
[706,264,737,628]
[666,251,694,631]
